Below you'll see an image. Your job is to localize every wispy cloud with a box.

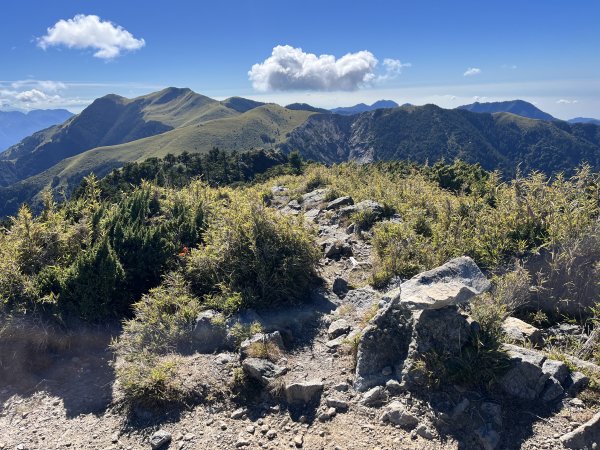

[248,45,409,92]
[38,14,145,60]
[556,99,578,104]
[463,67,482,77]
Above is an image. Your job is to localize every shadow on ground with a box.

[0,319,119,418]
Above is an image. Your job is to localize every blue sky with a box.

[1,0,599,119]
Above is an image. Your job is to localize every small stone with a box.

[328,319,351,339]
[416,424,435,440]
[380,400,418,429]
[183,433,195,441]
[219,421,228,430]
[266,429,277,440]
[333,382,349,392]
[326,396,349,412]
[236,437,251,448]
[246,425,255,434]
[318,412,331,422]
[327,407,337,417]
[293,435,303,448]
[360,386,386,407]
[150,430,172,449]
[231,407,247,419]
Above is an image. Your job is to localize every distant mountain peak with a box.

[330,100,399,115]
[457,99,555,121]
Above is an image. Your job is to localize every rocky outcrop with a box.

[399,256,491,310]
[354,257,489,392]
[499,344,588,402]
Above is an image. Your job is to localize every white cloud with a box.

[464,67,482,77]
[249,45,385,91]
[15,89,60,103]
[37,14,145,59]
[556,99,578,104]
[377,58,411,81]
[11,79,66,92]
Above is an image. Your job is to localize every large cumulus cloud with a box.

[38,14,145,59]
[249,45,405,92]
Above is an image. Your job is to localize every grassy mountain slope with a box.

[282,105,600,175]
[0,88,237,186]
[457,100,556,121]
[0,105,314,215]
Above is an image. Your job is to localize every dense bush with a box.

[185,191,320,311]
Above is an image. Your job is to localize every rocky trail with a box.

[0,187,598,450]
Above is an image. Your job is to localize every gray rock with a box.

[328,319,351,339]
[354,297,413,392]
[304,208,321,221]
[380,400,418,428]
[285,380,324,405]
[192,310,228,353]
[301,189,327,209]
[326,396,349,412]
[150,430,172,449]
[541,377,564,402]
[451,398,470,419]
[333,382,349,392]
[567,371,590,396]
[332,277,349,297]
[502,317,543,347]
[240,331,285,359]
[541,359,569,385]
[416,424,435,440]
[242,358,287,386]
[475,424,500,450]
[326,196,354,210]
[360,386,386,407]
[499,345,548,400]
[385,379,403,395]
[322,239,342,259]
[325,335,347,350]
[400,306,478,388]
[343,288,380,313]
[287,200,302,210]
[231,407,247,419]
[560,410,600,449]
[480,402,502,427]
[399,256,491,310]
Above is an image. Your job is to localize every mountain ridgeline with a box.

[0,109,73,152]
[457,99,556,121]
[1,89,600,217]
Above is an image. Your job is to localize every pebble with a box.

[266,429,277,440]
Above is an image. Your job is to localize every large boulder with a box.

[326,196,354,210]
[399,256,491,310]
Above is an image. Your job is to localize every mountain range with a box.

[1,89,600,217]
[568,117,600,125]
[0,109,73,152]
[457,99,556,121]
[330,100,400,115]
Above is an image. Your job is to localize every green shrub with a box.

[60,239,125,320]
[185,194,319,311]
[116,353,190,407]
